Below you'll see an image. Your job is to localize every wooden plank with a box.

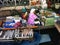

[0,5,40,11]
[0,26,38,31]
[55,23,60,33]
[0,25,55,31]
[0,39,14,42]
[0,10,11,17]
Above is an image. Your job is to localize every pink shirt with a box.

[27,13,37,25]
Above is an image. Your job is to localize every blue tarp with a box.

[3,21,15,28]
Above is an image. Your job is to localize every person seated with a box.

[27,8,38,26]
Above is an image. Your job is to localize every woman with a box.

[27,8,38,25]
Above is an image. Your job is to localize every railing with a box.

[0,0,29,7]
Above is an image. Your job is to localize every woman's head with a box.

[30,8,36,13]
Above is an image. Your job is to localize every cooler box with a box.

[45,17,55,26]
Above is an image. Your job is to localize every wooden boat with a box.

[0,21,38,41]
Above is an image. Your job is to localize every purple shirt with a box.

[27,13,37,25]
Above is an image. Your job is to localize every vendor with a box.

[27,8,38,25]
[27,8,42,26]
